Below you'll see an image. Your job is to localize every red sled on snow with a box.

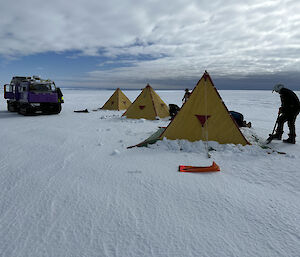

[179,161,220,172]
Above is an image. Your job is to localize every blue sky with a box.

[1,0,300,90]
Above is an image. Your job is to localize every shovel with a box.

[266,113,280,144]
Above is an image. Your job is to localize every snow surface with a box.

[0,89,300,257]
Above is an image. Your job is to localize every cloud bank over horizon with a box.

[1,0,300,89]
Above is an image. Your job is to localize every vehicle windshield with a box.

[29,83,56,92]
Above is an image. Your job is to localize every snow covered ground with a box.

[0,89,299,257]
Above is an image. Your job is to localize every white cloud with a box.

[1,0,300,87]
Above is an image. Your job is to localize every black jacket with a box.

[279,88,300,114]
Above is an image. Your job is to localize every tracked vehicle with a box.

[4,76,63,115]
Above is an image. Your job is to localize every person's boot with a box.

[271,133,282,140]
[283,134,296,144]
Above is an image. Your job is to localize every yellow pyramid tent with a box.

[101,88,131,111]
[122,84,169,120]
[159,71,249,145]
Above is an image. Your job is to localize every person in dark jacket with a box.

[56,87,64,103]
[169,104,180,120]
[182,88,191,104]
[272,84,300,144]
[229,111,252,128]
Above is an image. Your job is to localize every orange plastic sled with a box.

[179,161,220,172]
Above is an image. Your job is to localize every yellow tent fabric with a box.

[160,71,249,145]
[122,84,169,120]
[101,88,131,111]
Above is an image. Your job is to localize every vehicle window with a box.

[29,83,54,91]
[5,85,13,92]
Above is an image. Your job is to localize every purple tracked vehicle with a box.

[4,76,64,115]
